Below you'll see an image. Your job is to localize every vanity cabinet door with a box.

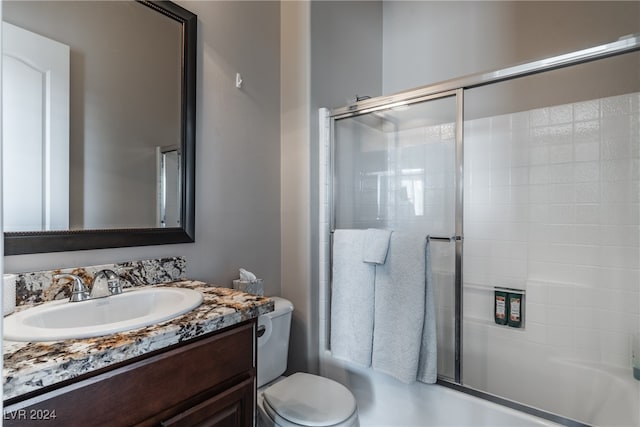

[3,321,256,427]
[160,377,254,427]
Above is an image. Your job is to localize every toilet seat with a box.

[261,373,357,427]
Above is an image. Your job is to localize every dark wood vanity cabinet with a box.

[3,321,256,427]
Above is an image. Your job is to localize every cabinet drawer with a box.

[160,377,254,427]
[4,322,255,426]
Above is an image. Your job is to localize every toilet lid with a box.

[263,372,356,427]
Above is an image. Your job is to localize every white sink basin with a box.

[4,287,203,342]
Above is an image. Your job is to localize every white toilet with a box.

[257,297,359,427]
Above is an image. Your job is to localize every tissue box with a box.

[232,279,264,296]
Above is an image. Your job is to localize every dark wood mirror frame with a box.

[4,1,197,255]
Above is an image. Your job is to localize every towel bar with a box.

[329,230,461,242]
[428,236,462,242]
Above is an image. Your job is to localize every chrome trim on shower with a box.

[330,33,640,119]
[428,236,459,242]
[329,232,461,242]
[454,88,464,384]
[333,90,458,120]
[329,88,463,383]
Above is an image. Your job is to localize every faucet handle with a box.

[90,269,122,298]
[53,273,90,302]
[101,269,122,295]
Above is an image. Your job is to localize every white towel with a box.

[330,229,376,366]
[362,228,392,265]
[418,240,437,383]
[372,232,436,383]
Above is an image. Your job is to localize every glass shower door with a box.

[462,51,640,426]
[333,93,460,380]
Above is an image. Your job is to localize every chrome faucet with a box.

[52,270,123,302]
[53,273,90,302]
[90,269,123,298]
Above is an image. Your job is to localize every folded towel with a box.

[330,229,376,367]
[372,232,436,383]
[418,240,437,383]
[362,228,392,265]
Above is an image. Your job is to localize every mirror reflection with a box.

[2,0,183,232]
[157,145,181,228]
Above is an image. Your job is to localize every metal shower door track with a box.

[330,33,640,119]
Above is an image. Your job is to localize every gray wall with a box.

[382,1,640,94]
[306,0,383,373]
[311,1,383,110]
[279,0,383,376]
[280,1,311,376]
[4,1,282,298]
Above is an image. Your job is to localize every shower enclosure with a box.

[319,35,640,426]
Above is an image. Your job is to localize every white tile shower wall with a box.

[464,92,640,370]
[333,118,387,229]
[383,124,456,236]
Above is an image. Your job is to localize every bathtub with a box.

[460,315,640,427]
[540,358,640,427]
[320,349,639,427]
[319,351,559,427]
[465,350,639,426]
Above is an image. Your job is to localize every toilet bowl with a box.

[257,297,359,427]
[257,373,358,427]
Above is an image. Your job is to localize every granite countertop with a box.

[3,280,274,401]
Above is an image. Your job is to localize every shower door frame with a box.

[325,33,640,425]
[331,89,465,384]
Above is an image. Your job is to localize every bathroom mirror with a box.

[2,1,196,255]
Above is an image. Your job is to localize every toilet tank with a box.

[257,296,293,388]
